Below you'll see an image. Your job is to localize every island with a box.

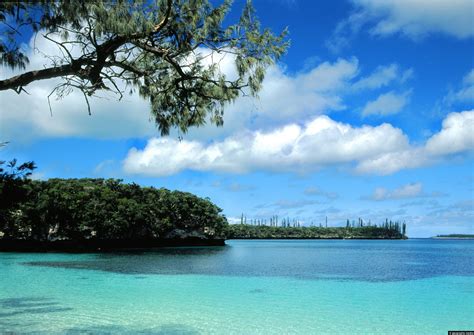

[0,178,228,251]
[432,234,474,239]
[1,173,407,252]
[227,222,406,239]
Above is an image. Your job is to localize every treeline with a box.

[0,160,227,243]
[231,215,407,239]
[227,224,405,239]
[239,215,406,232]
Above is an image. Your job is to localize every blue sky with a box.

[1,0,473,237]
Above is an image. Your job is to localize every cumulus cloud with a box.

[272,199,321,210]
[352,64,412,90]
[365,182,446,202]
[245,58,359,121]
[356,110,474,174]
[123,114,410,176]
[432,68,474,119]
[362,90,411,117]
[366,182,423,201]
[169,57,364,142]
[211,180,255,193]
[415,199,474,236]
[360,0,474,39]
[123,110,474,176]
[441,68,474,107]
[304,187,339,199]
[354,148,427,175]
[0,85,157,141]
[425,110,474,155]
[327,0,474,52]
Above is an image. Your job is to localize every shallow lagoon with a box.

[1,239,473,334]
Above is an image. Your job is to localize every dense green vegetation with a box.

[0,160,227,243]
[227,224,406,239]
[228,217,407,239]
[1,159,407,248]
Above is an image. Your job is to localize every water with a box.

[1,239,473,334]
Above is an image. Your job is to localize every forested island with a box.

[227,223,406,239]
[0,160,407,251]
[0,160,228,251]
[229,214,406,239]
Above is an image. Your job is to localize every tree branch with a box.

[0,60,90,91]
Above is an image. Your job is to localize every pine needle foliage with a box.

[0,0,288,134]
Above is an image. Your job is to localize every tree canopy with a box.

[227,224,406,239]
[0,0,288,134]
[0,176,228,242]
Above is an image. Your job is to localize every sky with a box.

[1,0,473,237]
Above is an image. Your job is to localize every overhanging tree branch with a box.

[0,0,288,134]
[0,60,90,92]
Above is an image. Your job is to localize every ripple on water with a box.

[1,240,473,334]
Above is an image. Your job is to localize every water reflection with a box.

[22,240,474,282]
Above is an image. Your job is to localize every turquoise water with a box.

[1,239,473,334]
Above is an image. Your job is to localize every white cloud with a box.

[211,180,255,193]
[355,64,398,90]
[250,58,359,121]
[425,110,474,155]
[356,109,474,174]
[123,114,410,176]
[354,148,427,174]
[353,64,412,90]
[327,0,474,52]
[209,59,412,139]
[442,68,474,106]
[304,187,339,199]
[360,0,474,39]
[0,33,157,141]
[367,182,423,201]
[0,86,157,141]
[463,69,474,85]
[124,110,474,176]
[362,90,411,116]
[365,182,446,202]
[174,58,362,142]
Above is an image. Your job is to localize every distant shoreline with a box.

[431,237,474,240]
[230,237,406,240]
[431,234,474,240]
